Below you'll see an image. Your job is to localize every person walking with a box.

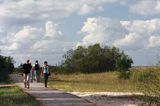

[23,60,32,88]
[42,61,50,88]
[34,60,40,82]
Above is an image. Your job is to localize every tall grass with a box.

[49,71,139,92]
[133,67,160,105]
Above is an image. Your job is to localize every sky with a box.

[0,0,160,66]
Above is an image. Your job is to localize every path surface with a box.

[71,92,144,106]
[10,74,95,106]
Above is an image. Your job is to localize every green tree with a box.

[59,44,133,74]
[0,54,14,81]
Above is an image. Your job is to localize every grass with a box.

[49,71,138,92]
[0,86,40,106]
[48,67,160,92]
[0,77,40,106]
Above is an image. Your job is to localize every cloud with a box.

[0,21,74,65]
[78,17,160,49]
[116,19,160,49]
[78,4,103,15]
[76,17,127,47]
[148,36,160,48]
[130,0,160,16]
[0,0,118,28]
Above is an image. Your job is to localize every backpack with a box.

[35,63,39,70]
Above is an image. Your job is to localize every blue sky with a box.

[0,0,160,66]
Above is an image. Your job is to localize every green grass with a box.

[0,86,40,106]
[0,76,40,106]
[48,67,160,92]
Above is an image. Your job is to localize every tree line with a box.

[56,44,133,74]
[0,55,14,81]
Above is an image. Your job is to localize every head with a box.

[44,61,48,66]
[27,60,30,63]
[35,60,38,63]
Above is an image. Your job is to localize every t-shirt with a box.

[43,66,49,74]
[23,63,32,74]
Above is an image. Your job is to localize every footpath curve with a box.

[10,74,95,106]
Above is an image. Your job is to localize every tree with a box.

[0,54,14,81]
[59,44,133,74]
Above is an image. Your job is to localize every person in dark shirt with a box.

[23,60,32,88]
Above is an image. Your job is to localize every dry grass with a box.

[49,71,139,92]
[49,67,160,93]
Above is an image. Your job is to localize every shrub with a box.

[118,71,131,80]
[0,55,14,81]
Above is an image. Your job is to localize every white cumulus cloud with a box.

[0,0,119,28]
[130,0,160,16]
[0,20,74,65]
[76,17,126,47]
[76,17,160,50]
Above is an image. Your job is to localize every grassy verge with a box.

[0,86,40,106]
[0,77,40,106]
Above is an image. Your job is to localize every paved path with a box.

[10,74,95,106]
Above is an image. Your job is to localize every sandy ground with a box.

[71,92,145,106]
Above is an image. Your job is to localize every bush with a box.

[118,71,131,80]
[0,55,14,81]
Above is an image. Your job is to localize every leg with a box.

[34,70,37,81]
[24,74,27,88]
[27,73,30,88]
[44,74,48,87]
[30,70,33,82]
[37,70,40,82]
